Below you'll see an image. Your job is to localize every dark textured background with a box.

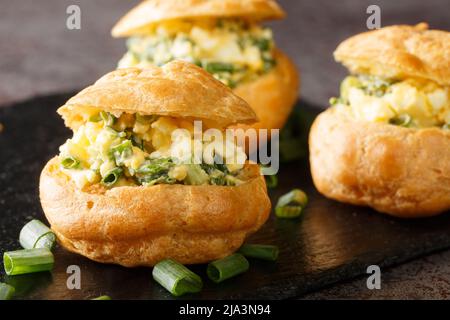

[0,0,449,299]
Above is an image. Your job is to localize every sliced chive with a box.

[100,111,116,127]
[91,295,111,300]
[264,175,278,188]
[0,283,15,300]
[275,206,303,218]
[275,189,308,219]
[3,248,54,276]
[101,167,123,186]
[205,62,234,74]
[389,114,412,127]
[61,156,80,169]
[152,259,203,297]
[135,113,156,123]
[111,140,132,155]
[207,253,249,283]
[260,166,278,188]
[88,114,101,122]
[19,219,56,250]
[238,244,279,261]
[443,124,450,131]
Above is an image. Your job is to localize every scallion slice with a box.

[100,111,116,127]
[91,295,111,300]
[205,62,234,74]
[275,189,308,219]
[101,167,123,186]
[443,124,450,131]
[260,166,278,189]
[0,283,15,300]
[152,259,203,296]
[19,219,56,250]
[3,248,54,276]
[61,156,80,169]
[389,114,412,127]
[238,244,279,261]
[207,253,249,283]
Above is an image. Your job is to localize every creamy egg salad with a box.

[118,19,275,88]
[331,75,450,129]
[58,111,247,189]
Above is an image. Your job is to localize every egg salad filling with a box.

[58,111,247,189]
[331,75,450,129]
[118,19,275,88]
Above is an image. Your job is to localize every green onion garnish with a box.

[91,295,112,300]
[238,244,279,261]
[0,283,15,300]
[88,114,101,122]
[101,167,123,186]
[111,140,132,154]
[205,62,235,74]
[3,248,54,276]
[264,175,278,188]
[19,219,56,250]
[152,259,203,296]
[275,189,308,219]
[207,253,249,283]
[443,124,450,131]
[260,166,278,188]
[61,156,80,169]
[389,114,412,127]
[100,111,116,127]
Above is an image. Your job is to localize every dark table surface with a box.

[1,0,450,299]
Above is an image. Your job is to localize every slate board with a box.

[1,93,450,300]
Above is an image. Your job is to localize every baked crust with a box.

[58,61,257,130]
[334,23,450,86]
[112,0,285,37]
[232,49,299,132]
[40,157,271,266]
[309,108,450,218]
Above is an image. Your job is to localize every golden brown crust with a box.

[232,49,299,132]
[112,0,285,37]
[334,23,450,86]
[58,61,257,130]
[309,108,450,218]
[39,157,271,266]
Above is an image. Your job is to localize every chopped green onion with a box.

[100,111,116,127]
[260,166,278,189]
[207,253,249,283]
[265,175,278,188]
[135,114,156,123]
[19,219,56,250]
[61,156,80,169]
[152,259,203,297]
[389,114,412,127]
[0,283,15,300]
[238,244,279,261]
[101,167,123,186]
[91,295,111,300]
[88,114,101,122]
[443,124,450,131]
[205,62,234,74]
[252,37,270,51]
[3,248,54,276]
[275,189,308,219]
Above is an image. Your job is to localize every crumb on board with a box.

[0,122,3,133]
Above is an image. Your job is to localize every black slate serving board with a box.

[1,93,450,300]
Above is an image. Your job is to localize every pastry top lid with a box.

[334,23,450,86]
[112,0,285,37]
[58,61,257,129]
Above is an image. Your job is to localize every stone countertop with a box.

[1,0,450,299]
